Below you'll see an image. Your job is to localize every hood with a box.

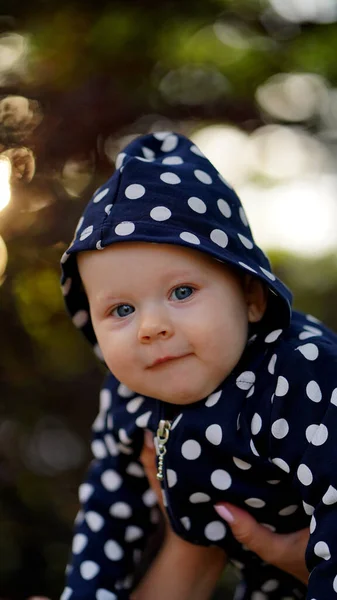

[61,131,292,356]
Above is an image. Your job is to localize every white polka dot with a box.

[246,385,255,398]
[210,228,228,248]
[160,172,181,185]
[271,418,289,439]
[239,206,249,226]
[61,278,72,296]
[189,492,211,503]
[80,560,100,580]
[260,267,276,281]
[104,540,123,561]
[251,413,262,435]
[312,423,328,446]
[118,429,131,445]
[205,521,226,541]
[105,434,118,456]
[126,462,145,478]
[275,376,289,397]
[236,371,256,390]
[296,343,319,361]
[302,501,314,515]
[310,514,316,533]
[261,580,279,593]
[217,199,231,218]
[245,497,265,508]
[153,131,170,140]
[181,516,191,530]
[115,221,135,236]
[267,480,280,485]
[167,469,177,488]
[188,196,207,213]
[211,469,232,490]
[190,144,204,157]
[334,575,337,593]
[135,411,152,428]
[93,188,109,203]
[268,354,277,374]
[250,439,259,456]
[150,206,172,221]
[205,424,222,445]
[79,483,94,503]
[80,225,94,241]
[238,262,257,273]
[85,511,104,532]
[126,396,144,413]
[96,589,117,600]
[161,134,178,152]
[115,152,126,170]
[91,439,107,459]
[233,457,251,470]
[162,156,183,165]
[297,464,313,486]
[101,470,122,492]
[98,389,111,413]
[181,440,201,460]
[72,533,88,554]
[306,424,319,443]
[238,234,253,249]
[125,184,145,199]
[72,310,89,328]
[272,457,290,473]
[278,505,298,516]
[205,390,222,407]
[179,231,200,245]
[265,329,283,343]
[142,488,157,507]
[306,381,322,402]
[109,502,132,519]
[60,587,72,600]
[117,383,134,398]
[314,541,331,560]
[251,592,267,600]
[142,146,155,160]
[171,413,183,430]
[61,251,70,264]
[323,485,337,505]
[194,169,212,184]
[331,388,337,406]
[125,525,143,542]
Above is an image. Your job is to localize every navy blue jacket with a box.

[60,132,337,600]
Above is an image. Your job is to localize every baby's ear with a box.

[243,275,268,323]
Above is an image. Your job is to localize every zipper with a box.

[156,419,171,481]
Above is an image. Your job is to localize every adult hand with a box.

[214,503,309,585]
[141,433,309,586]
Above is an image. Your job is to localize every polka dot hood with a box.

[61,131,292,351]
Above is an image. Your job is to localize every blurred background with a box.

[0,0,337,598]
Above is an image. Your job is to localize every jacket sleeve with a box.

[60,374,159,600]
[268,336,337,599]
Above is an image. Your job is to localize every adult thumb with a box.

[214,503,279,563]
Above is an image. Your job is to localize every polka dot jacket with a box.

[60,132,337,600]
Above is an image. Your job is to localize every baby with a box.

[60,132,337,600]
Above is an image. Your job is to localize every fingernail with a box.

[214,504,234,524]
[144,429,154,448]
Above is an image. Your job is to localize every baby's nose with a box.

[138,312,173,343]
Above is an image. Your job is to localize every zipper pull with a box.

[156,419,171,481]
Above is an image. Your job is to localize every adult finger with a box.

[214,503,309,585]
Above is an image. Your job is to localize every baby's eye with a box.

[112,304,135,318]
[171,286,194,301]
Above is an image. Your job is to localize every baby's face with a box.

[78,242,265,405]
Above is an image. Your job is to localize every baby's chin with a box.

[137,382,219,405]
